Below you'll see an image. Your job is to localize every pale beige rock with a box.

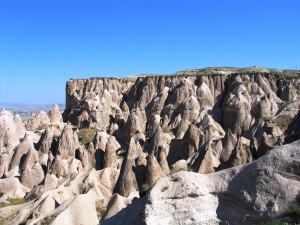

[48,104,63,124]
[170,159,188,173]
[147,87,170,116]
[196,80,214,108]
[0,177,30,201]
[145,153,163,186]
[68,158,83,174]
[51,191,99,225]
[146,114,161,138]
[25,111,50,131]
[182,96,200,122]
[157,146,170,175]
[13,114,26,140]
[198,114,225,142]
[168,124,200,165]
[20,148,44,188]
[50,155,68,178]
[64,78,133,129]
[220,130,238,163]
[102,140,300,225]
[79,143,95,171]
[103,137,118,169]
[101,194,127,221]
[174,118,189,138]
[37,174,58,194]
[0,110,25,154]
[39,153,49,166]
[227,137,252,167]
[38,126,54,154]
[98,168,120,195]
[1,69,300,225]
[117,109,144,143]
[94,131,109,151]
[120,101,130,121]
[112,159,136,193]
[192,144,220,174]
[146,125,165,155]
[169,78,195,106]
[101,191,140,222]
[9,133,34,171]
[4,164,20,178]
[36,195,56,215]
[56,124,80,159]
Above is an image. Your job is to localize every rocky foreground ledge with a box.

[0,67,300,225]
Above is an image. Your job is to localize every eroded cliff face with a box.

[64,70,300,170]
[0,67,300,225]
[64,78,134,129]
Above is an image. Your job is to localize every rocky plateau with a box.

[0,67,299,225]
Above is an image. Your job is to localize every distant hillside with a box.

[0,103,65,121]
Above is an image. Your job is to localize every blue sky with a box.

[0,0,299,104]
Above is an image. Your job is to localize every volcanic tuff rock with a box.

[48,104,63,124]
[64,68,300,175]
[101,140,300,225]
[0,67,300,225]
[25,104,63,131]
[0,110,25,154]
[25,111,50,131]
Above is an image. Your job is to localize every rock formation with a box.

[48,104,63,124]
[25,111,50,131]
[0,67,300,225]
[101,140,300,225]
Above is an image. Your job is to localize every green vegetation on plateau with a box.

[77,128,97,145]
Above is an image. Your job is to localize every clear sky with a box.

[0,0,299,104]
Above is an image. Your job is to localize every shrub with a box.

[77,128,97,145]
[262,116,273,122]
[116,148,127,158]
[25,193,38,201]
[40,213,58,225]
[0,193,37,208]
[139,183,151,195]
[283,204,300,224]
[0,198,27,208]
[171,173,181,182]
[257,204,300,225]
[277,102,289,112]
[272,115,293,131]
[260,220,289,225]
[36,124,47,131]
[38,150,44,158]
[95,202,107,219]
[170,167,188,175]
[78,183,85,194]
[162,127,171,133]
